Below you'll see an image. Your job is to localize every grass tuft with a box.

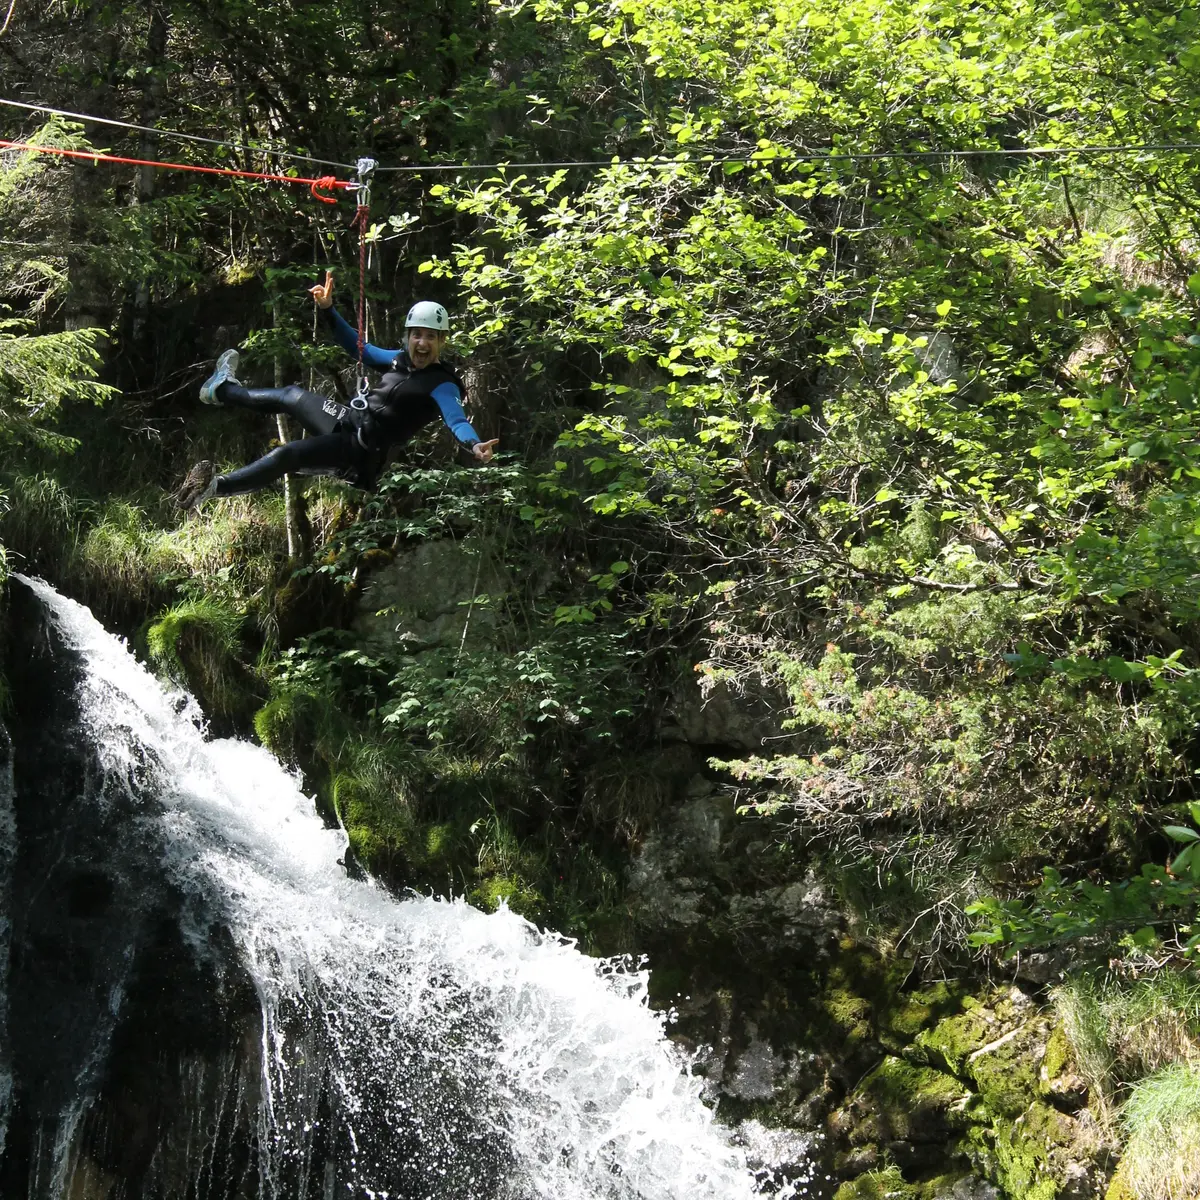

[1053,970,1200,1126]
[1121,1063,1200,1200]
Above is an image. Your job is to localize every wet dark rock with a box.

[0,579,264,1199]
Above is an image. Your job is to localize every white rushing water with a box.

[21,577,804,1200]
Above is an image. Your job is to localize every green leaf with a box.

[935,299,952,318]
[1164,825,1200,844]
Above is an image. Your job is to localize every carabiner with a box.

[352,157,377,212]
[351,371,370,410]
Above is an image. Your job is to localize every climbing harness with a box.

[349,156,377,406]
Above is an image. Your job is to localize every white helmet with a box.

[404,301,449,332]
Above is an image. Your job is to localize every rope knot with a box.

[310,175,340,203]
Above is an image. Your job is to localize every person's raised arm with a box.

[431,382,498,462]
[308,270,399,371]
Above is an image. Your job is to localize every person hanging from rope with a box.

[174,271,499,509]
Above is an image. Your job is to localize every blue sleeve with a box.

[432,381,479,446]
[322,306,398,372]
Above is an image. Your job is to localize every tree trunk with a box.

[273,299,310,564]
[130,2,168,350]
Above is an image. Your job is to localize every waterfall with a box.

[6,578,807,1200]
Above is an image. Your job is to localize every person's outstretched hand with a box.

[308,270,334,309]
[472,438,500,464]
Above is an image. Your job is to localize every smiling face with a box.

[406,326,447,368]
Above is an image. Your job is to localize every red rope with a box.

[0,138,350,203]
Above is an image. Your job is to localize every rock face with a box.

[661,674,791,751]
[351,537,510,653]
[629,661,1115,1200]
[0,580,264,1199]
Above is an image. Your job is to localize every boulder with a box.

[627,779,733,931]
[662,673,791,751]
[350,537,510,653]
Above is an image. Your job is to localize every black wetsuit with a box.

[213,310,479,496]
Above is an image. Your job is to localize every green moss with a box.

[147,596,257,724]
[1039,1025,1073,1098]
[470,873,546,922]
[884,980,962,1044]
[817,942,965,1061]
[334,772,419,875]
[832,1166,918,1200]
[970,1038,1042,1121]
[860,1056,967,1142]
[825,987,873,1043]
[254,691,308,759]
[423,822,460,868]
[970,1100,1074,1200]
[914,1177,971,1200]
[912,1006,985,1076]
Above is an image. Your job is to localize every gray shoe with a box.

[174,461,218,510]
[199,348,241,405]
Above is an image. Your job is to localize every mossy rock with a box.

[422,822,460,870]
[912,1004,994,1077]
[147,597,262,730]
[825,987,874,1046]
[883,981,964,1048]
[470,873,546,922]
[914,1174,992,1200]
[817,942,965,1062]
[969,1029,1046,1121]
[333,773,420,876]
[254,688,335,771]
[833,1166,919,1200]
[911,988,1045,1119]
[1037,1025,1088,1109]
[968,1100,1076,1200]
[1040,1025,1071,1085]
[253,690,309,760]
[857,1056,969,1143]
